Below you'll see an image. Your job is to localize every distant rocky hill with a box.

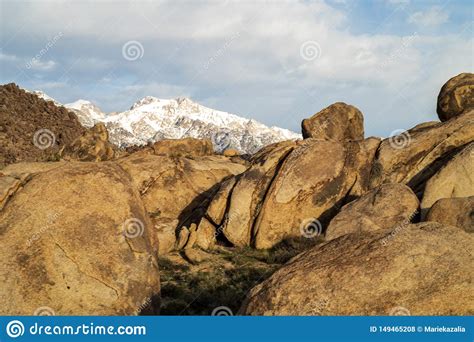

[0,84,87,167]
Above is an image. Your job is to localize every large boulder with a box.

[59,123,116,161]
[221,141,296,247]
[241,222,474,315]
[0,162,160,315]
[252,138,379,249]
[370,110,474,194]
[437,73,474,122]
[426,197,473,233]
[325,183,419,241]
[420,143,474,217]
[301,102,364,141]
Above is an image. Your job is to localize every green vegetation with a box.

[158,236,323,315]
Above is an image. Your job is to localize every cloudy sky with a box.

[0,0,472,136]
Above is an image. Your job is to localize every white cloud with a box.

[26,59,57,71]
[0,0,470,136]
[408,6,449,27]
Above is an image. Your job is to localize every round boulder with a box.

[437,73,474,121]
[301,102,364,141]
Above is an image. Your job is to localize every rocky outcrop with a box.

[241,222,474,315]
[59,123,116,161]
[221,141,296,247]
[151,138,214,157]
[420,143,473,217]
[426,197,473,233]
[325,183,419,241]
[437,73,474,122]
[370,110,474,194]
[0,83,87,167]
[0,162,160,315]
[252,138,379,249]
[301,102,364,141]
[117,152,246,253]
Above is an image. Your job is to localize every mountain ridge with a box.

[31,90,301,153]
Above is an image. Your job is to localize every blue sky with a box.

[0,0,472,137]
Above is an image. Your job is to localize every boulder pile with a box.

[0,73,472,315]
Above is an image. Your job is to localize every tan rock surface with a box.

[301,102,364,141]
[437,72,474,122]
[253,138,378,249]
[370,110,474,192]
[222,140,296,247]
[0,162,160,315]
[242,222,474,315]
[59,123,116,161]
[420,143,474,217]
[325,183,419,241]
[426,197,473,233]
[151,138,214,157]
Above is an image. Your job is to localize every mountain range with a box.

[32,91,301,153]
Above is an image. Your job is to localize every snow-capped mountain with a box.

[30,90,301,154]
[65,99,106,128]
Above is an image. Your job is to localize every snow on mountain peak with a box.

[27,88,301,153]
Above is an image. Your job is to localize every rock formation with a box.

[437,72,474,121]
[425,197,473,233]
[241,223,474,315]
[325,183,419,241]
[0,162,160,315]
[301,102,364,141]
